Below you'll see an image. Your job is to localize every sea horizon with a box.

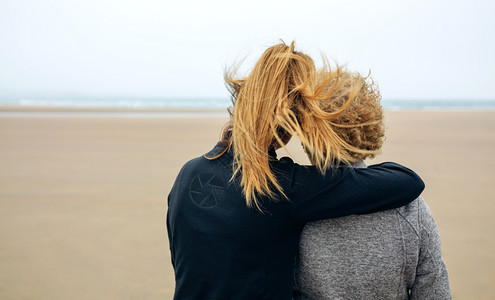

[1,95,495,117]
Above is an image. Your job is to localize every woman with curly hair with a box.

[167,41,425,299]
[294,74,451,299]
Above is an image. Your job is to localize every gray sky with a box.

[1,0,494,99]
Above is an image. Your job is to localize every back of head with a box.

[312,72,385,163]
[222,41,383,210]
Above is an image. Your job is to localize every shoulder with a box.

[172,154,220,187]
[183,155,207,169]
[174,156,207,180]
[408,197,437,230]
[416,197,440,237]
[395,196,438,237]
[395,196,423,236]
[170,156,203,187]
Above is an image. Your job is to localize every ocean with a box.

[0,96,232,109]
[0,96,494,117]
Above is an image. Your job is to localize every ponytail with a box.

[222,41,380,210]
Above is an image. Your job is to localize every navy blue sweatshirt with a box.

[167,142,425,299]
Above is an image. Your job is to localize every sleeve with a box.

[283,160,425,222]
[166,163,186,270]
[166,205,175,269]
[409,201,452,299]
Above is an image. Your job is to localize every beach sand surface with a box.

[0,110,494,299]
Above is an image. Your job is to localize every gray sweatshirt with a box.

[294,163,451,300]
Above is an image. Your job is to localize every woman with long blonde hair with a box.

[167,41,424,299]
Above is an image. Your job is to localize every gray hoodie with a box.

[294,162,451,299]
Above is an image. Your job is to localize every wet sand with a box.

[0,110,494,299]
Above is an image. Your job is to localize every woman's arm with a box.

[275,158,424,222]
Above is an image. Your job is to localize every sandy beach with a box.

[0,109,494,299]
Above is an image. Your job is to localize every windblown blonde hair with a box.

[217,41,382,209]
[313,72,384,162]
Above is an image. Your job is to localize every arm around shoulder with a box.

[287,161,425,222]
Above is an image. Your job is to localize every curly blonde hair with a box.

[315,72,385,162]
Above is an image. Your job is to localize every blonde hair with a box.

[217,41,381,209]
[314,72,384,162]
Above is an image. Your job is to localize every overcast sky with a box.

[1,0,494,100]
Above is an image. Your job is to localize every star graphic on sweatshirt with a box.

[189,173,226,208]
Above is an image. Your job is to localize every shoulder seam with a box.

[395,198,421,238]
